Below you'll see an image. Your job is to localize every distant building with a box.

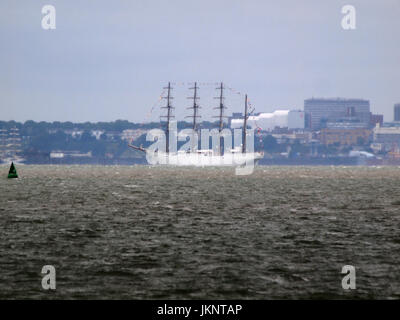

[0,127,25,163]
[91,130,104,140]
[230,110,304,131]
[370,114,383,127]
[271,131,312,144]
[304,98,370,130]
[320,128,371,146]
[105,131,122,140]
[394,104,400,122]
[382,122,400,128]
[373,124,400,151]
[121,129,147,142]
[64,130,83,138]
[326,120,368,130]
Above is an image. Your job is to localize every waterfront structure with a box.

[49,151,92,159]
[304,98,370,130]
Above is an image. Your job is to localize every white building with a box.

[50,151,92,159]
[231,110,304,131]
[373,124,400,151]
[121,129,147,142]
[91,130,104,140]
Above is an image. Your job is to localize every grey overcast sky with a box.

[0,0,399,123]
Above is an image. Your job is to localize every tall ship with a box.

[129,82,263,167]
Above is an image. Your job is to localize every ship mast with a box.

[186,82,201,151]
[214,82,226,155]
[242,94,248,153]
[161,82,174,154]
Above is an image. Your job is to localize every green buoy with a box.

[7,162,18,179]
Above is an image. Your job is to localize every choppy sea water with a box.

[0,165,399,299]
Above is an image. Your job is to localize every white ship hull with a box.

[147,151,263,167]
